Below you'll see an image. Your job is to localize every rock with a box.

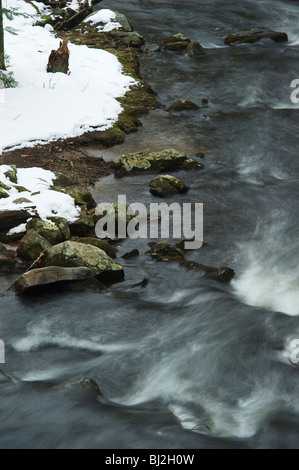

[0,182,11,191]
[163,33,191,51]
[0,243,8,254]
[0,188,9,199]
[166,99,200,113]
[4,165,17,184]
[112,149,188,177]
[55,5,92,31]
[47,241,124,282]
[145,241,185,261]
[180,259,235,283]
[69,213,95,237]
[17,229,52,261]
[13,198,32,205]
[121,248,139,259]
[52,172,73,188]
[185,41,205,56]
[143,44,160,53]
[50,377,102,396]
[109,31,144,48]
[47,216,71,240]
[149,175,190,197]
[0,253,14,266]
[0,210,33,231]
[11,266,93,294]
[70,237,117,259]
[224,27,288,45]
[26,218,66,245]
[180,158,204,171]
[146,242,235,283]
[46,39,69,74]
[64,185,96,209]
[84,9,133,32]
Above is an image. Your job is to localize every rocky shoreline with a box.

[2,0,289,294]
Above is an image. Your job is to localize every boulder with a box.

[47,216,71,241]
[112,149,188,177]
[0,210,33,231]
[224,27,288,45]
[149,175,190,197]
[163,33,191,51]
[11,266,93,294]
[166,99,200,113]
[185,41,205,56]
[47,241,124,282]
[69,213,95,237]
[70,237,117,259]
[26,218,65,245]
[17,229,52,261]
[84,9,133,32]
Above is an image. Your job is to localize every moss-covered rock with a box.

[0,182,11,191]
[64,186,96,209]
[146,241,185,261]
[70,237,117,259]
[17,229,52,261]
[224,27,288,45]
[79,126,126,147]
[149,175,190,197]
[181,158,205,171]
[113,149,188,177]
[26,218,67,245]
[69,213,96,237]
[185,41,205,56]
[163,33,191,51]
[4,165,17,184]
[47,216,71,241]
[0,188,9,199]
[166,99,200,112]
[47,241,124,282]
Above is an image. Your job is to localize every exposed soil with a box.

[0,140,113,186]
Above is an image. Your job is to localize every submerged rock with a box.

[149,175,190,197]
[224,27,288,45]
[112,149,188,177]
[166,99,200,113]
[11,266,93,294]
[47,240,124,282]
[146,241,185,261]
[146,241,235,283]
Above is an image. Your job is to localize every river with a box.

[1,0,299,449]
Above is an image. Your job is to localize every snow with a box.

[83,9,122,32]
[0,165,80,226]
[0,0,136,153]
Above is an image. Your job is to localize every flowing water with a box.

[1,0,299,449]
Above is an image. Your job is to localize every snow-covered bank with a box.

[0,165,80,225]
[0,0,136,154]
